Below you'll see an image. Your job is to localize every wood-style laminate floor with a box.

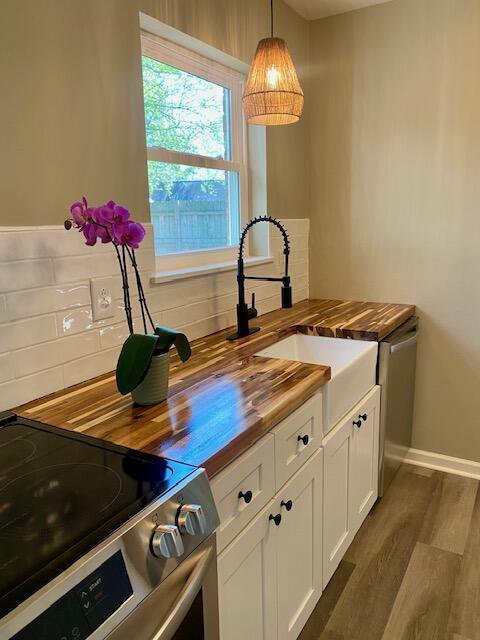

[299,464,480,640]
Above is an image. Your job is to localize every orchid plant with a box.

[65,197,191,398]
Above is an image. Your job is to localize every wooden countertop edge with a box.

[197,367,329,477]
[14,299,415,476]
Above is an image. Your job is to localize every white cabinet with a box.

[217,498,277,640]
[349,387,380,532]
[322,386,380,587]
[215,377,381,638]
[272,393,322,489]
[322,410,352,587]
[217,449,324,640]
[276,448,323,640]
[211,434,275,553]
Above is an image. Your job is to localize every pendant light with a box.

[243,0,304,126]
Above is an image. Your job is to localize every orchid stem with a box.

[126,247,155,333]
[121,245,133,334]
[112,242,133,334]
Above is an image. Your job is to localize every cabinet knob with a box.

[353,419,362,428]
[297,434,309,446]
[280,499,293,512]
[238,490,253,504]
[359,413,367,421]
[269,513,282,526]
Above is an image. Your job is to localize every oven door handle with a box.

[149,544,215,640]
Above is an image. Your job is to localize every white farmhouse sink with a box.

[255,334,378,434]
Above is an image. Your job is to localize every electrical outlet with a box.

[90,277,114,321]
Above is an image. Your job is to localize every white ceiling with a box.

[284,0,393,20]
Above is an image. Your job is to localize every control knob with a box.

[177,503,207,536]
[151,524,184,558]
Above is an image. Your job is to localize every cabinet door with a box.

[276,448,323,640]
[211,433,275,554]
[349,386,380,535]
[322,418,354,588]
[217,499,278,640]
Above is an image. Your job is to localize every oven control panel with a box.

[12,552,132,640]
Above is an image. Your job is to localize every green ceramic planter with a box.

[131,352,170,406]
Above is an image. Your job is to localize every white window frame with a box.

[141,30,250,273]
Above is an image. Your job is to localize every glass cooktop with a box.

[0,413,195,618]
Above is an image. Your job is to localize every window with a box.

[140,32,247,263]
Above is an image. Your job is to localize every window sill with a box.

[150,255,273,285]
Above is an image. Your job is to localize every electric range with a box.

[0,411,220,640]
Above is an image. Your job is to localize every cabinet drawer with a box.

[273,393,323,490]
[211,434,275,554]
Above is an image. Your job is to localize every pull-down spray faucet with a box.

[226,216,292,341]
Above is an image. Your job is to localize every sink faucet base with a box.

[226,326,260,341]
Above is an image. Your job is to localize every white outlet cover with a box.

[90,277,114,321]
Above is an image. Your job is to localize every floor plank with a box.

[323,466,440,640]
[447,488,480,639]
[298,561,355,640]
[299,465,480,640]
[381,542,460,640]
[418,473,478,555]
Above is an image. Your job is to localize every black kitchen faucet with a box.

[226,216,292,341]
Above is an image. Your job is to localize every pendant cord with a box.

[270,0,274,37]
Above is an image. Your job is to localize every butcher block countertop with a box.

[16,299,415,476]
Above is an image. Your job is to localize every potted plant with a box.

[65,197,191,405]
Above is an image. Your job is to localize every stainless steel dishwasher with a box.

[378,316,418,496]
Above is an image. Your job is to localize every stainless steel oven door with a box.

[106,534,219,640]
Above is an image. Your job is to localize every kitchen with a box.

[1,0,479,638]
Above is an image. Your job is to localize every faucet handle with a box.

[248,292,258,319]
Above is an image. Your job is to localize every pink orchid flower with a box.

[94,202,130,224]
[113,221,146,249]
[82,222,99,246]
[70,197,91,229]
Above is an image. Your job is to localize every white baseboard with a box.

[405,447,480,480]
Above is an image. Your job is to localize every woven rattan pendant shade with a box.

[243,37,304,126]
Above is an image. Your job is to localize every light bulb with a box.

[267,65,280,88]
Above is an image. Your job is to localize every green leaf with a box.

[154,326,191,362]
[116,333,159,395]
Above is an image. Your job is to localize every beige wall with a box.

[309,0,480,461]
[0,0,309,226]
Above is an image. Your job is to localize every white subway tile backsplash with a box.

[0,315,57,354]
[61,331,100,362]
[63,349,118,388]
[0,229,81,260]
[0,367,64,411]
[0,259,54,293]
[7,287,56,320]
[14,341,65,377]
[6,283,91,321]
[0,296,7,323]
[53,253,117,284]
[99,322,131,349]
[0,353,14,383]
[56,307,94,336]
[54,283,91,310]
[0,220,309,409]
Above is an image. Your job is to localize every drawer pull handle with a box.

[238,490,253,504]
[359,413,367,421]
[269,513,282,526]
[281,499,293,512]
[353,419,362,428]
[297,434,309,446]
